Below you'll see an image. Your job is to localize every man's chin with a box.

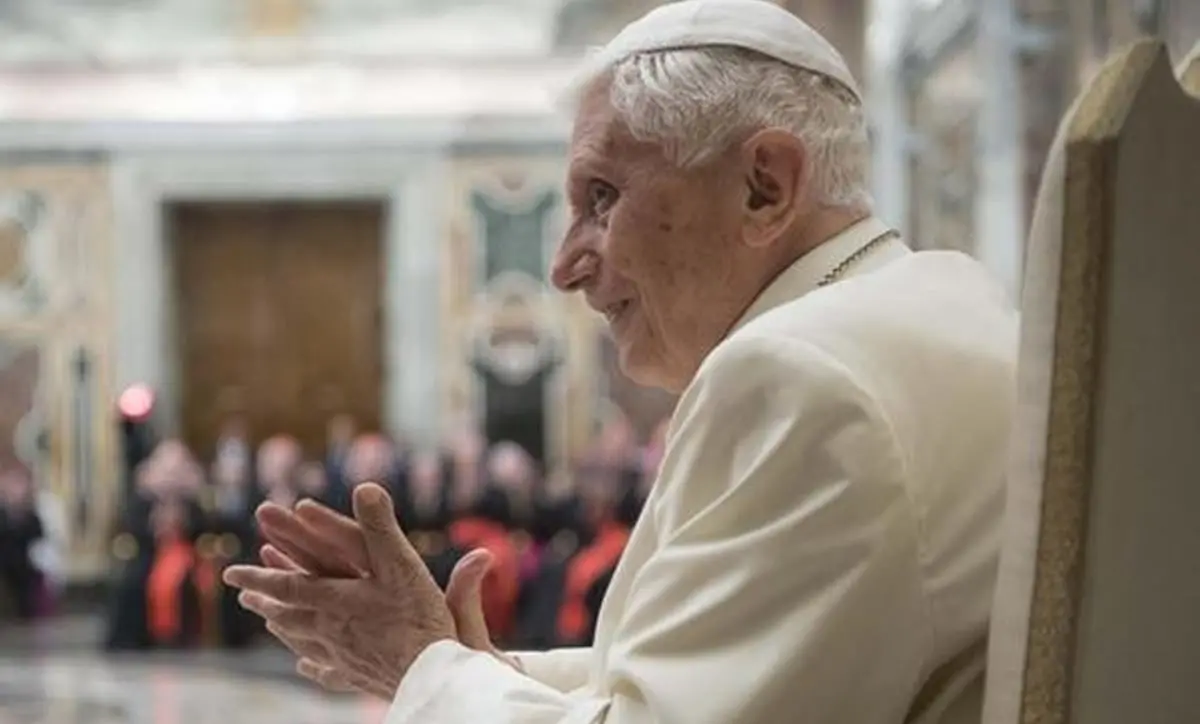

[616,342,669,390]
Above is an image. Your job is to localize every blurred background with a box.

[0,0,1195,721]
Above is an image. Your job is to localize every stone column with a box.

[111,159,178,433]
[866,0,915,233]
[1018,0,1073,202]
[975,0,1027,299]
[386,154,447,450]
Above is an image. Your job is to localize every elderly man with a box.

[224,2,1016,722]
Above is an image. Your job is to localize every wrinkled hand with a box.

[253,494,519,674]
[222,484,457,700]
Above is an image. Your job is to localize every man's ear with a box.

[740,129,807,248]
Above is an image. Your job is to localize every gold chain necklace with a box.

[817,229,901,288]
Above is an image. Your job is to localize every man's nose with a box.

[550,242,599,292]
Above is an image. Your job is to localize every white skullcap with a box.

[573,0,861,102]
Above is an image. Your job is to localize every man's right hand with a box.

[254,498,519,671]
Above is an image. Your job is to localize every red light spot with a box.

[118,385,155,421]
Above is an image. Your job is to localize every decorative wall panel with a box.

[0,340,42,472]
[0,191,51,318]
[472,187,558,285]
[444,152,682,464]
[443,154,605,469]
[0,163,115,578]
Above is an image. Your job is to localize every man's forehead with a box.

[569,82,619,152]
[568,80,661,173]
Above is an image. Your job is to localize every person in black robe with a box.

[103,441,211,650]
[323,414,358,513]
[0,467,45,621]
[213,435,304,647]
[103,493,209,650]
[471,331,561,471]
[103,459,160,650]
[399,451,462,589]
[510,463,587,651]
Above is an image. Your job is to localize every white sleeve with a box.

[511,648,593,693]
[385,336,931,724]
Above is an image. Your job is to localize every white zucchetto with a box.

[573,0,862,101]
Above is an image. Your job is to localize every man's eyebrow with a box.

[568,152,604,174]
[569,152,626,185]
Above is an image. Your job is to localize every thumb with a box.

[445,549,495,652]
[352,482,419,587]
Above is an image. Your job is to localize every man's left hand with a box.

[223,483,457,699]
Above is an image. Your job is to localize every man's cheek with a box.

[602,220,637,273]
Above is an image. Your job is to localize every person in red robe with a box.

[557,458,633,646]
[448,485,521,645]
[144,498,216,647]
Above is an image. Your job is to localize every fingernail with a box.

[468,551,492,575]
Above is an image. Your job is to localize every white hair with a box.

[589,46,872,210]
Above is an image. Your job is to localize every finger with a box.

[352,483,423,588]
[254,501,297,527]
[445,549,495,651]
[257,505,360,578]
[260,544,305,572]
[259,520,353,577]
[255,505,332,570]
[222,565,324,606]
[293,500,370,572]
[238,591,319,631]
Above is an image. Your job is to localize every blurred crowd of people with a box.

[101,413,668,653]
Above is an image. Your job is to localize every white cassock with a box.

[386,216,1018,724]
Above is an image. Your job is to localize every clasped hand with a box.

[223,483,495,700]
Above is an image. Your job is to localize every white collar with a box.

[730,216,907,335]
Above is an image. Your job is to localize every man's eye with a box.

[587,180,618,217]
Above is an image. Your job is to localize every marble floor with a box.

[0,631,389,724]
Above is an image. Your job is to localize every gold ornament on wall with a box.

[467,272,561,386]
[243,0,310,37]
[0,191,46,310]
